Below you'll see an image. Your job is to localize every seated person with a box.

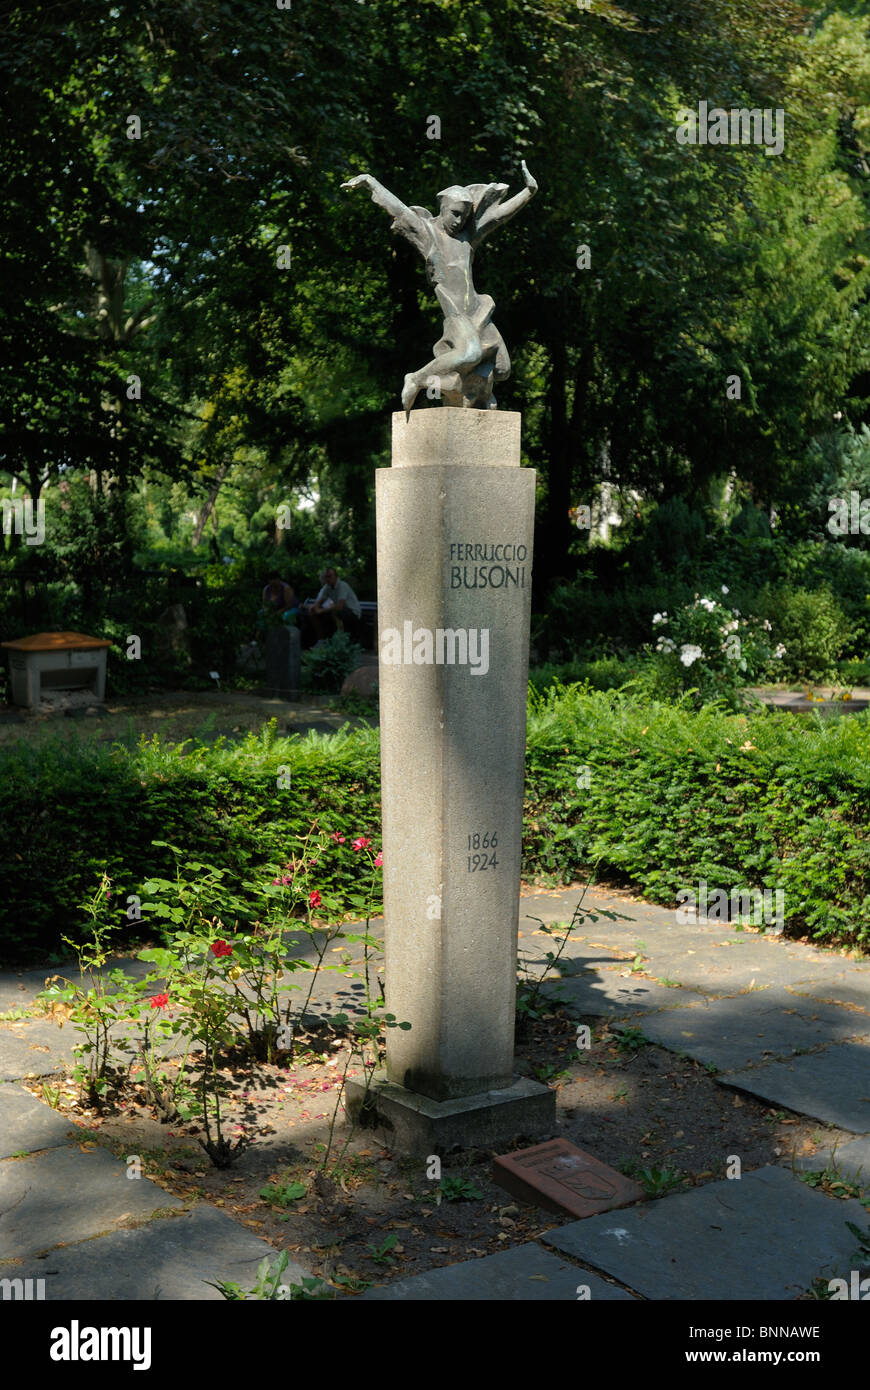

[261,571,299,625]
[310,566,362,643]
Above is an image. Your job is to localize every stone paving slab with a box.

[0,958,158,1012]
[15,1204,305,1300]
[574,928,862,997]
[542,974,688,1016]
[0,1018,143,1081]
[789,1135,870,1185]
[786,975,870,1013]
[523,939,631,972]
[0,1084,81,1157]
[0,971,55,1013]
[361,1241,637,1301]
[542,1166,868,1300]
[619,993,869,1071]
[723,1042,870,1133]
[0,1145,183,1259]
[0,1021,81,1079]
[520,893,672,940]
[627,945,825,995]
[521,891,870,992]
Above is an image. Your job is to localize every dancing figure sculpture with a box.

[341,162,538,414]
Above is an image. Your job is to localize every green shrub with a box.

[302,631,361,692]
[644,591,781,709]
[756,585,850,682]
[523,683,870,949]
[803,425,870,547]
[727,502,772,540]
[3,690,870,960]
[0,721,382,961]
[638,497,707,574]
[528,656,640,694]
[839,658,870,687]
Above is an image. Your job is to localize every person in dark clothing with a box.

[262,571,298,619]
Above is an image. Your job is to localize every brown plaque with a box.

[493,1138,644,1218]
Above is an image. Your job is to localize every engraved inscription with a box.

[448,541,528,589]
[467,829,499,872]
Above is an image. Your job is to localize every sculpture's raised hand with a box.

[341,173,372,192]
[520,160,538,194]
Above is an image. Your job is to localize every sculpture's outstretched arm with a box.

[341,173,422,232]
[473,160,538,243]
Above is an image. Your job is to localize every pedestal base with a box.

[344,1073,555,1156]
[264,625,301,699]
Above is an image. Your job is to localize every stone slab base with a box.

[344,1073,555,1156]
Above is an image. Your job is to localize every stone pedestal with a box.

[348,408,555,1151]
[264,625,301,699]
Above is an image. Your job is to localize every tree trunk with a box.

[192,462,230,547]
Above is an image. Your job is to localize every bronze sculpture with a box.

[341,163,538,414]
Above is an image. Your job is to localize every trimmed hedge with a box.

[1,722,383,962]
[524,685,870,950]
[2,689,869,961]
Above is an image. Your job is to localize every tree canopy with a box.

[2,0,868,591]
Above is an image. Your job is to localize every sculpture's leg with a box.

[468,324,509,410]
[401,373,422,416]
[402,315,482,416]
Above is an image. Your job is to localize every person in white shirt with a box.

[310,567,362,643]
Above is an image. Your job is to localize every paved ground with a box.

[749,684,870,714]
[2,885,869,1300]
[0,684,378,747]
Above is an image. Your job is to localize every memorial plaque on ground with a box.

[493,1137,644,1218]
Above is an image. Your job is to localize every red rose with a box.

[211,940,233,958]
[149,993,169,1010]
[309,890,322,908]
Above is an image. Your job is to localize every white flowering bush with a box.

[648,589,783,708]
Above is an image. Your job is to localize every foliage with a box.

[523,682,870,949]
[3,0,869,606]
[646,591,782,709]
[37,821,391,1170]
[616,1027,649,1055]
[438,1175,484,1203]
[529,656,642,695]
[302,630,362,693]
[0,719,383,958]
[366,1234,398,1266]
[754,585,851,683]
[798,425,870,546]
[40,875,145,1107]
[622,1163,691,1197]
[797,1169,864,1201]
[6,688,870,962]
[259,1179,307,1208]
[206,1252,333,1301]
